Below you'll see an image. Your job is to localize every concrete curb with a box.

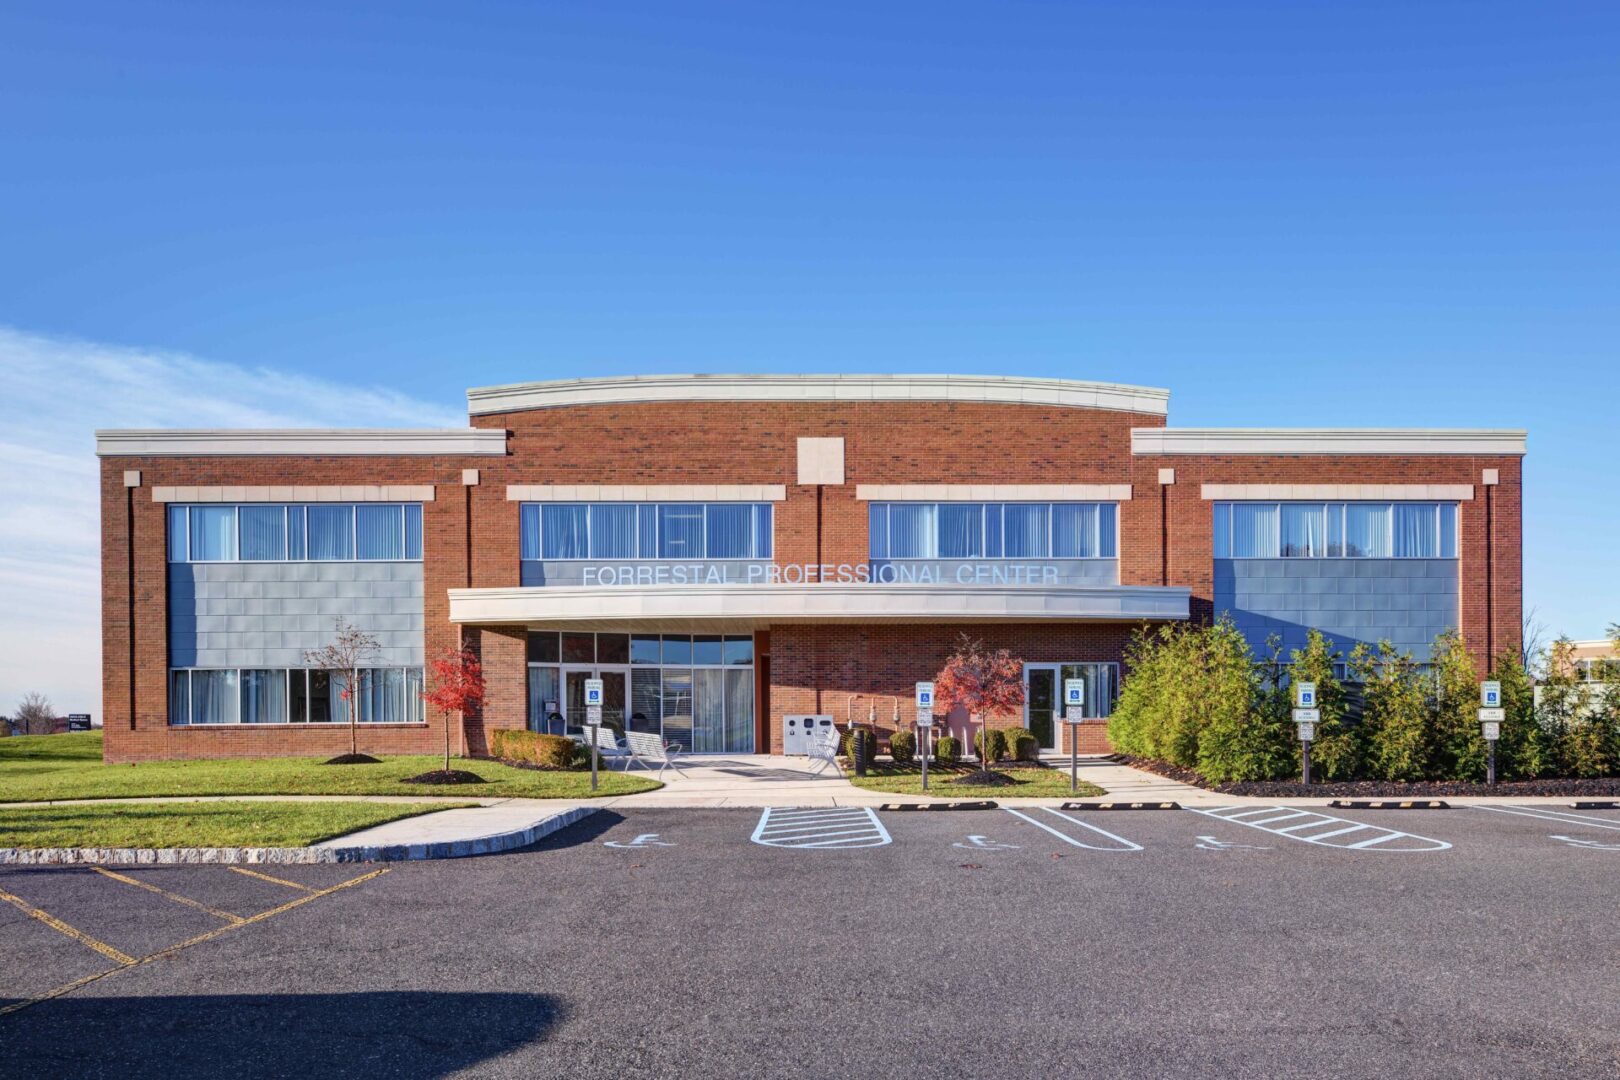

[0,807,597,866]
[1328,800,1450,810]
[1059,801,1181,811]
[875,801,998,812]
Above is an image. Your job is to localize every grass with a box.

[847,762,1106,799]
[0,732,662,803]
[0,800,473,849]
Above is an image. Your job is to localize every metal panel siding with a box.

[169,563,425,668]
[1214,558,1459,659]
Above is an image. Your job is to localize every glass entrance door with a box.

[1024,665,1059,751]
[563,666,628,736]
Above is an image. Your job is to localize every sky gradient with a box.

[1,1,1616,711]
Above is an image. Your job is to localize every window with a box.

[868,502,1119,560]
[166,503,422,563]
[1215,502,1458,559]
[168,667,424,725]
[518,503,774,561]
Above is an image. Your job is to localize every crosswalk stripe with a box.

[1286,823,1369,840]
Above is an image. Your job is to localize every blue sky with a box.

[1,1,1616,708]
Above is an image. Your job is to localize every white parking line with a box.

[1471,805,1620,832]
[1187,805,1451,851]
[751,807,892,849]
[1001,808,1143,852]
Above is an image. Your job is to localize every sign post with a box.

[1064,678,1086,794]
[1480,680,1504,786]
[1293,681,1318,785]
[584,678,604,793]
[916,682,935,792]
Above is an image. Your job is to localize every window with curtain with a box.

[189,669,239,725]
[520,502,774,561]
[239,669,286,724]
[188,507,237,561]
[1216,502,1456,559]
[869,502,1117,560]
[171,667,421,726]
[169,503,420,563]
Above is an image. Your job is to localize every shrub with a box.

[1353,642,1431,781]
[888,729,916,765]
[1193,624,1287,783]
[934,735,961,765]
[1289,629,1360,781]
[1490,650,1542,780]
[842,728,879,763]
[490,730,576,769]
[974,727,1007,763]
[1428,630,1488,781]
[1005,728,1039,762]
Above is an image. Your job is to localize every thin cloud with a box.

[0,326,461,716]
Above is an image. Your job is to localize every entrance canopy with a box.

[447,582,1190,631]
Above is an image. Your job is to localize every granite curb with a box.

[0,806,596,865]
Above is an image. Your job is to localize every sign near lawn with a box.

[585,678,603,726]
[1064,678,1085,723]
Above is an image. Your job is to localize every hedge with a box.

[490,730,577,769]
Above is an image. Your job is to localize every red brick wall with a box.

[98,396,1523,760]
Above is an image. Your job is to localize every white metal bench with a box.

[807,727,843,776]
[623,730,687,779]
[578,725,630,767]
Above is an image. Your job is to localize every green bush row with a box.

[1108,620,1620,785]
[490,729,578,769]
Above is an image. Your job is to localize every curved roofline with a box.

[466,373,1170,417]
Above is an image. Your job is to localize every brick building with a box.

[96,374,1525,762]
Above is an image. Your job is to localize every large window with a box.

[519,503,773,561]
[1213,502,1458,559]
[167,504,423,563]
[525,631,755,753]
[168,667,424,725]
[869,502,1117,560]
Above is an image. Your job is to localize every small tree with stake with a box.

[934,634,1026,787]
[303,619,381,765]
[406,645,487,785]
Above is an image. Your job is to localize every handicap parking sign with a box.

[915,682,934,709]
[1481,681,1501,708]
[1064,679,1085,708]
[584,679,604,707]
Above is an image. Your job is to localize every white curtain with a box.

[983,504,1004,557]
[542,504,588,559]
[1052,504,1099,557]
[308,505,354,560]
[590,504,638,558]
[1232,504,1279,558]
[239,507,286,561]
[190,669,238,724]
[239,669,286,724]
[938,504,982,558]
[170,670,190,724]
[356,505,404,560]
[189,506,237,561]
[1281,504,1325,557]
[704,504,753,558]
[167,505,189,561]
[1004,504,1049,558]
[1345,504,1391,557]
[869,504,889,558]
[658,505,704,558]
[404,505,422,560]
[753,504,773,558]
[520,505,541,559]
[1393,503,1438,557]
[888,504,936,558]
[287,506,307,560]
[692,669,726,753]
[724,668,754,752]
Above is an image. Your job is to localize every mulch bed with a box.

[400,769,488,785]
[322,753,383,765]
[1120,754,1620,797]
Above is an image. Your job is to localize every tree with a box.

[13,692,55,736]
[1289,630,1359,781]
[421,645,485,776]
[1429,630,1487,781]
[1195,625,1284,783]
[933,634,1025,783]
[1490,649,1542,780]
[1352,641,1430,781]
[302,619,380,762]
[1538,638,1598,777]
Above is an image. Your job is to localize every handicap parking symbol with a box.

[604,833,674,849]
[953,835,1019,851]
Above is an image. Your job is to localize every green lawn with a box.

[0,732,661,802]
[0,800,473,849]
[848,763,1106,799]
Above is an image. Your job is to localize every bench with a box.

[807,727,843,776]
[622,730,687,780]
[578,725,630,767]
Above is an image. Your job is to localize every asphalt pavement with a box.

[3,803,1619,1079]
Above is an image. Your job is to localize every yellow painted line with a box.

[227,866,316,893]
[0,866,389,1021]
[90,867,243,924]
[0,886,136,966]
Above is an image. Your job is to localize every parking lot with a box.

[3,803,1619,1079]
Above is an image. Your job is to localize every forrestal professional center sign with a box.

[578,562,1068,587]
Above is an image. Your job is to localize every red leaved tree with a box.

[422,645,485,775]
[934,634,1026,779]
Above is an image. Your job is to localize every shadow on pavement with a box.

[1,991,565,1079]
[518,809,625,851]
